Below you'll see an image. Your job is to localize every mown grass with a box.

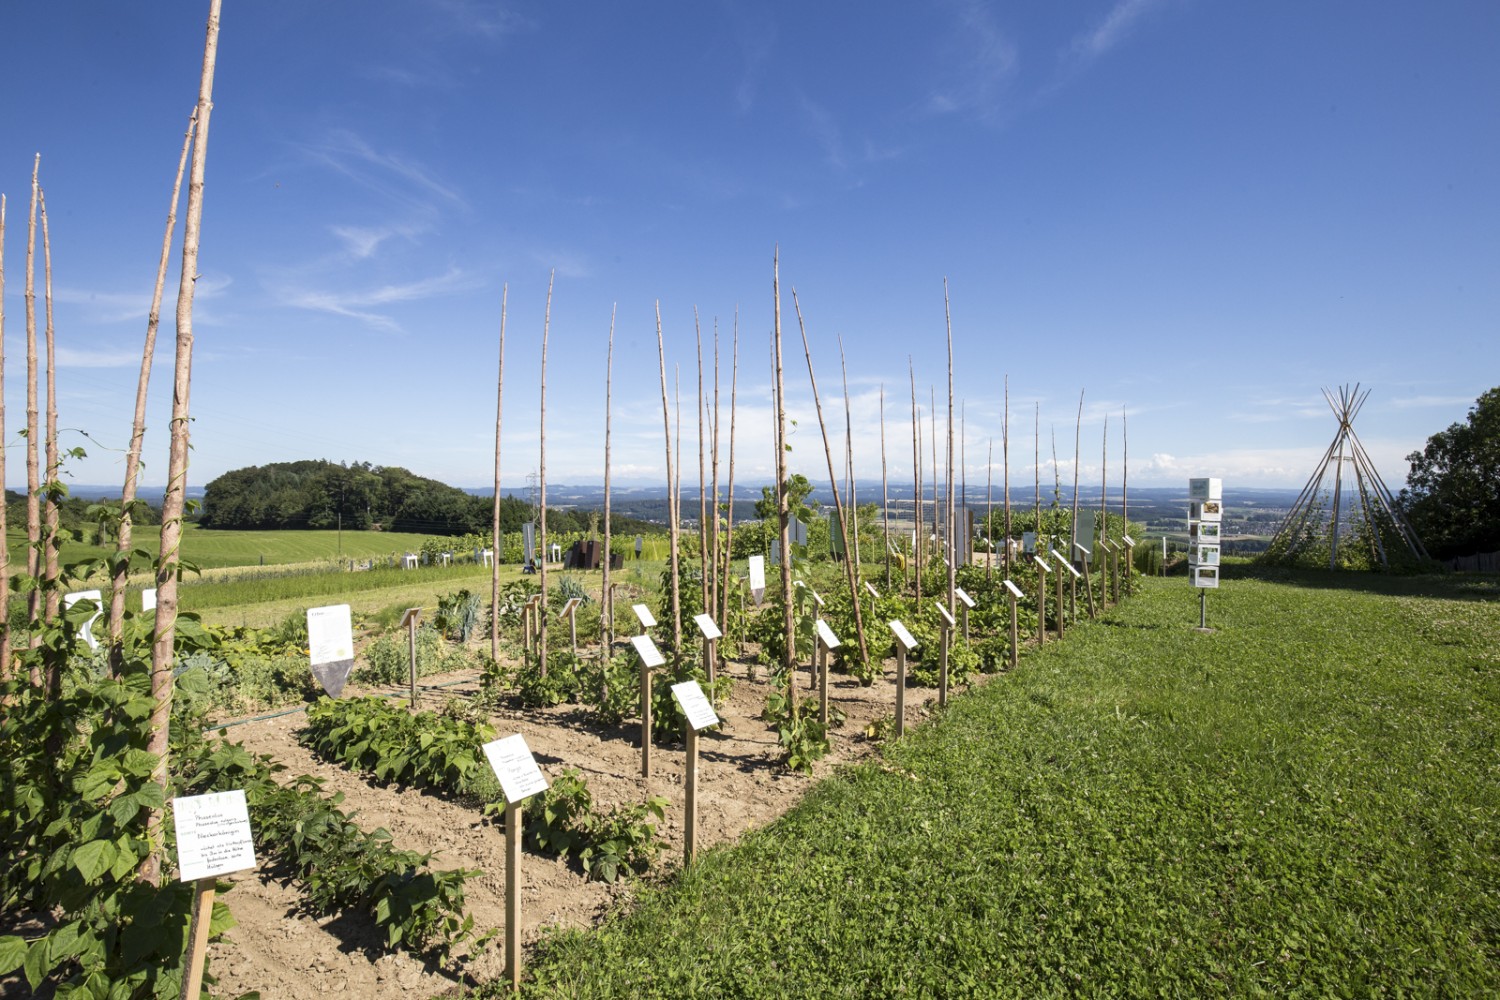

[502,570,1499,998]
[21,523,448,573]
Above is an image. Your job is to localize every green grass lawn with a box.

[16,523,449,573]
[498,569,1499,998]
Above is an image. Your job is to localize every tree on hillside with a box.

[1400,387,1500,559]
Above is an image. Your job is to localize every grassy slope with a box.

[509,571,1499,998]
[17,524,448,572]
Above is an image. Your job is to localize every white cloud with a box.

[1069,0,1167,62]
[1390,393,1478,410]
[279,267,481,332]
[926,0,1020,120]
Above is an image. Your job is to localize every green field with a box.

[490,569,1499,998]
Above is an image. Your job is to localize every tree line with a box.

[197,459,658,537]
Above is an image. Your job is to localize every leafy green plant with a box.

[513,769,668,883]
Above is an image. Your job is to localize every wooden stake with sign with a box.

[1033,555,1050,645]
[631,635,665,776]
[1075,542,1097,620]
[671,680,721,863]
[815,618,841,727]
[482,734,549,991]
[693,613,721,685]
[173,789,257,1000]
[934,601,955,707]
[888,620,917,737]
[400,607,422,706]
[560,597,582,657]
[1003,579,1023,670]
[955,586,975,644]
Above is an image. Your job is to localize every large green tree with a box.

[1400,387,1500,559]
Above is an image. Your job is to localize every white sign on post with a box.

[864,581,880,599]
[630,634,666,668]
[692,613,722,640]
[815,619,841,650]
[1003,579,1025,600]
[307,604,356,698]
[888,620,918,651]
[1022,531,1037,553]
[483,734,550,803]
[559,597,583,620]
[671,680,721,731]
[63,590,104,651]
[173,790,257,882]
[1050,549,1083,579]
[1033,555,1051,573]
[631,603,657,629]
[1073,541,1092,560]
[747,555,766,605]
[1192,566,1221,589]
[954,587,976,609]
[142,588,157,612]
[933,602,956,627]
[1188,478,1223,501]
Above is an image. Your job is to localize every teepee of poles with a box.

[1267,384,1428,569]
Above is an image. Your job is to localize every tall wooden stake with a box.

[791,290,870,673]
[944,279,955,597]
[880,383,891,591]
[146,0,221,887]
[1003,376,1011,580]
[24,156,40,666]
[1071,390,1084,619]
[40,187,60,630]
[1122,406,1130,595]
[695,310,710,630]
[910,361,921,601]
[490,286,506,662]
[720,316,738,636]
[655,302,682,656]
[602,304,615,652]
[985,437,994,583]
[111,111,195,667]
[538,270,553,676]
[772,251,795,709]
[838,336,861,575]
[1100,413,1109,607]
[709,320,721,658]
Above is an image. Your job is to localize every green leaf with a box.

[23,935,51,989]
[0,936,27,976]
[209,898,238,938]
[72,839,117,883]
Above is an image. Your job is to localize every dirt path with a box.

[207,652,941,999]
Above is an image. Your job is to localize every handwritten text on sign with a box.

[671,680,721,731]
[174,790,257,882]
[482,734,549,803]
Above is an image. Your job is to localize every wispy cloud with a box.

[926,0,1020,120]
[723,1,777,113]
[53,274,232,324]
[1066,0,1168,65]
[55,346,149,368]
[329,224,425,260]
[798,95,846,170]
[299,130,464,214]
[280,267,480,332]
[426,0,531,39]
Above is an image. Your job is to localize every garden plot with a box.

[204,653,937,1000]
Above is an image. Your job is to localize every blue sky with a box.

[1,1,1495,496]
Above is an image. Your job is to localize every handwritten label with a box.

[483,734,549,803]
[671,681,721,731]
[1003,579,1024,600]
[631,603,657,628]
[693,613,722,640]
[888,619,918,651]
[631,634,666,668]
[815,619,841,650]
[954,587,975,609]
[174,790,257,882]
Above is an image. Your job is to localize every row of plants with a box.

[297,695,670,883]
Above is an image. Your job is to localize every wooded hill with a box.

[199,459,655,536]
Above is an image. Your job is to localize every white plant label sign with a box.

[815,619,841,650]
[954,587,975,609]
[693,613,722,640]
[630,634,666,668]
[483,734,549,804]
[671,680,721,731]
[934,602,956,627]
[174,790,257,882]
[64,590,104,651]
[888,620,918,651]
[307,604,355,698]
[1033,556,1051,573]
[747,555,766,605]
[864,581,880,598]
[1192,566,1221,589]
[142,588,157,612]
[1003,579,1025,600]
[631,603,657,628]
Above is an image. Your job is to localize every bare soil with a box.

[206,651,940,1000]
